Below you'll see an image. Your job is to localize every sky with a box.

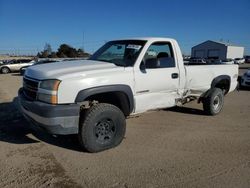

[0,0,249,55]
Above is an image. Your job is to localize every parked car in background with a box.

[188,58,207,65]
[240,69,250,88]
[224,59,235,64]
[0,59,34,74]
[20,59,60,75]
[245,56,250,63]
[234,58,245,64]
[214,59,234,65]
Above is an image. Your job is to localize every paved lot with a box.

[0,67,250,187]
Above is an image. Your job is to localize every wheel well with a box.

[211,75,231,95]
[85,91,131,116]
[199,76,231,103]
[213,79,230,94]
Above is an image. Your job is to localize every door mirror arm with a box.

[140,61,146,73]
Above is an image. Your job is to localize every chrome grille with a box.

[23,77,39,100]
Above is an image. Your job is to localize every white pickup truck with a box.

[18,38,238,152]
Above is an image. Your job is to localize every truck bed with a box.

[184,64,238,96]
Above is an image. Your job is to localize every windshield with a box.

[90,40,146,66]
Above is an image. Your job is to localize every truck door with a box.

[134,42,180,113]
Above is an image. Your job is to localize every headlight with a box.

[37,79,61,104]
[39,79,61,91]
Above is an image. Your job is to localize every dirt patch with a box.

[0,89,81,187]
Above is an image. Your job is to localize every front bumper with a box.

[18,88,80,135]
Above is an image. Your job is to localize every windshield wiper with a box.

[97,59,110,63]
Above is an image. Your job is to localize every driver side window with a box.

[143,42,175,69]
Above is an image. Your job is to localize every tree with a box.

[77,48,90,57]
[44,43,52,55]
[36,52,41,58]
[49,52,58,58]
[57,44,77,58]
[37,43,53,58]
[56,51,67,58]
[37,43,90,58]
[40,50,49,58]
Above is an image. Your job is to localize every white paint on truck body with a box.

[185,64,238,94]
[25,37,238,114]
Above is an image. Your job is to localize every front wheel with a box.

[203,88,224,115]
[78,103,126,153]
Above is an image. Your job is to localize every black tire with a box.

[78,103,126,153]
[1,67,10,74]
[203,88,224,116]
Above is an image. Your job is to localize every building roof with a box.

[209,40,238,46]
[193,40,242,48]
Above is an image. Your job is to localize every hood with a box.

[25,60,124,80]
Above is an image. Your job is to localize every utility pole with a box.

[82,31,85,52]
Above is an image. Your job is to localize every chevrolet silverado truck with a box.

[18,38,238,152]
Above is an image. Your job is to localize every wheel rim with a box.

[2,68,9,73]
[213,95,221,111]
[94,118,115,144]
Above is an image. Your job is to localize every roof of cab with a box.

[112,37,175,42]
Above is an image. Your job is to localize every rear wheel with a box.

[203,88,224,115]
[78,103,126,152]
[1,67,10,74]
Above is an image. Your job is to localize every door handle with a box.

[171,73,179,79]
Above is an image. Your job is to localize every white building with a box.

[191,40,244,60]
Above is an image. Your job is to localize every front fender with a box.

[75,84,134,113]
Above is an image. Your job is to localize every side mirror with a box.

[140,61,146,70]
